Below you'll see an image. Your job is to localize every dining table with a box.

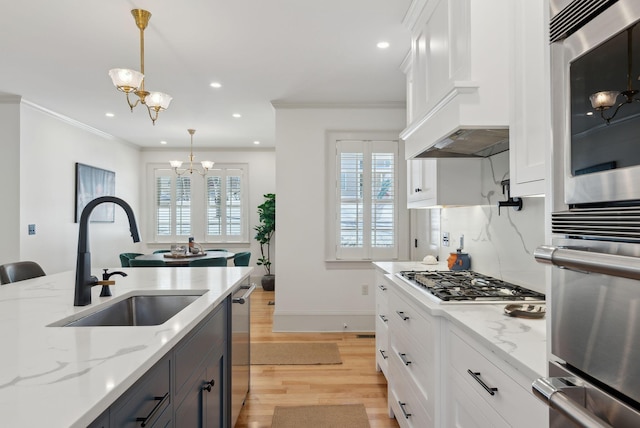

[134,251,236,267]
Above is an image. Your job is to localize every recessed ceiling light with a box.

[232,113,242,118]
[253,140,260,145]
[586,111,594,116]
[160,140,167,145]
[105,112,115,117]
[210,82,222,88]
[377,41,390,49]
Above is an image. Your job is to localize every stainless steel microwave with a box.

[552,0,640,205]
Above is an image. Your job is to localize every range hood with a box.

[413,128,509,158]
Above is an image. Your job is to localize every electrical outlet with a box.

[28,224,36,235]
[361,285,369,295]
[443,231,450,247]
[343,323,348,329]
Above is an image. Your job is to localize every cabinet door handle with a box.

[398,401,412,419]
[467,370,498,396]
[136,392,169,427]
[396,310,409,321]
[415,188,422,193]
[379,349,388,359]
[378,284,387,291]
[399,352,412,366]
[379,314,388,323]
[202,378,216,392]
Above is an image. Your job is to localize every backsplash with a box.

[438,151,546,293]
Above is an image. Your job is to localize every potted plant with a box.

[254,193,275,291]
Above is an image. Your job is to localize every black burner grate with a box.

[399,271,545,302]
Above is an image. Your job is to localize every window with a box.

[333,138,398,260]
[154,170,192,240]
[149,163,249,244]
[205,167,246,241]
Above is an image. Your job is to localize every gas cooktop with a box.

[397,270,545,303]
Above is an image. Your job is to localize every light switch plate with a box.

[28,224,36,235]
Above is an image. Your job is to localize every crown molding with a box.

[20,99,139,149]
[403,0,428,31]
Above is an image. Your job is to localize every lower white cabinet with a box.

[386,283,441,427]
[373,269,548,428]
[443,324,547,428]
[375,271,390,377]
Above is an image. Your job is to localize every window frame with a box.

[326,132,400,261]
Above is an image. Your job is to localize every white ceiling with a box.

[0,0,411,149]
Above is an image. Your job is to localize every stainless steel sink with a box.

[51,291,208,327]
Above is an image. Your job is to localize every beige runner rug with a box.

[251,342,342,365]
[272,404,370,428]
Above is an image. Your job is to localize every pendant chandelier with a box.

[170,129,214,176]
[589,25,640,125]
[108,9,172,125]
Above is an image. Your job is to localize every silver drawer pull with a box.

[379,349,388,359]
[396,310,409,321]
[378,284,387,291]
[399,352,412,366]
[467,370,498,396]
[379,314,388,323]
[398,401,412,419]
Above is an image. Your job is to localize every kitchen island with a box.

[0,266,252,427]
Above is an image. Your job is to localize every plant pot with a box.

[261,274,275,291]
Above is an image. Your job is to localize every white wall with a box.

[140,148,276,278]
[0,96,21,265]
[438,151,546,293]
[273,105,406,332]
[18,102,142,274]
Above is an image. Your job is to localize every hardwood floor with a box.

[234,287,399,428]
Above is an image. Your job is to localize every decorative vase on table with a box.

[254,193,275,291]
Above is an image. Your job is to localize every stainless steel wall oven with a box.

[552,0,640,206]
[534,1,640,427]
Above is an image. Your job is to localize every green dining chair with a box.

[189,257,228,267]
[129,259,166,267]
[233,252,251,266]
[153,249,171,254]
[119,252,144,268]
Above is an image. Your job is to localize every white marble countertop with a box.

[0,266,252,427]
[373,262,546,385]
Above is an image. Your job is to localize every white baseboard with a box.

[272,310,375,332]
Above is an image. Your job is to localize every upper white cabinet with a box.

[407,158,481,208]
[508,0,549,197]
[401,0,549,198]
[401,0,511,158]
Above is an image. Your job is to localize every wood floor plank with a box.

[234,287,399,428]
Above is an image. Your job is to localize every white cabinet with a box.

[443,324,548,428]
[401,0,511,159]
[508,0,549,197]
[386,284,441,427]
[407,158,482,208]
[374,270,390,378]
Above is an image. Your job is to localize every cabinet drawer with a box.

[111,357,171,428]
[447,369,510,428]
[388,350,434,428]
[448,329,546,427]
[375,274,390,316]
[175,301,227,396]
[375,316,389,377]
